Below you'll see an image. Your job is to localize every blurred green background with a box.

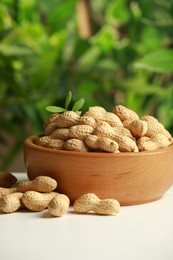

[0,0,173,171]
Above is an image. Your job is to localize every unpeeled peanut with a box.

[85,135,119,153]
[127,119,148,138]
[22,191,57,211]
[0,192,23,213]
[0,187,17,197]
[73,193,120,215]
[17,176,57,193]
[48,193,70,217]
[94,123,138,152]
[113,105,139,122]
[55,111,80,128]
[64,138,90,152]
[69,125,94,140]
[137,133,172,151]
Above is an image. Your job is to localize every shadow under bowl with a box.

[23,135,173,205]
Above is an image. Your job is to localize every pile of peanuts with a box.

[36,105,173,152]
[0,172,120,216]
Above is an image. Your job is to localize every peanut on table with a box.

[0,173,121,217]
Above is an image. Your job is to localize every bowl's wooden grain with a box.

[24,135,173,205]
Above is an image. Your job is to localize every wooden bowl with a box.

[23,135,173,205]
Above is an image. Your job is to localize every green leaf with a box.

[72,98,85,112]
[0,44,33,56]
[65,91,72,109]
[45,106,66,113]
[134,48,173,73]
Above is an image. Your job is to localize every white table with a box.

[1,173,173,260]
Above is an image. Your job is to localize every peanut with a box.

[78,115,97,128]
[50,128,70,140]
[55,111,80,128]
[22,191,57,212]
[0,192,23,213]
[44,114,60,127]
[69,125,94,140]
[94,123,138,152]
[36,136,64,150]
[88,106,107,114]
[73,193,120,215]
[0,187,17,198]
[17,176,57,193]
[84,135,99,150]
[64,139,90,152]
[35,136,52,147]
[44,123,58,135]
[127,119,148,138]
[112,125,134,140]
[137,133,172,151]
[113,105,139,122]
[0,172,17,188]
[105,112,123,127]
[48,193,70,217]
[85,135,119,152]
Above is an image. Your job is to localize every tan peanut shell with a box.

[64,139,89,152]
[48,193,70,217]
[127,119,148,138]
[44,123,58,135]
[35,136,52,147]
[97,137,119,153]
[22,191,57,212]
[50,128,70,140]
[113,134,139,152]
[44,114,60,127]
[105,112,123,127]
[0,192,23,213]
[78,116,97,128]
[73,193,120,215]
[113,105,139,122]
[69,125,94,140]
[137,134,172,151]
[88,106,107,114]
[112,125,134,140]
[94,123,138,152]
[84,135,99,150]
[0,187,17,198]
[55,111,80,128]
[0,172,17,188]
[17,176,57,193]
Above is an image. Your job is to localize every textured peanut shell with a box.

[48,193,70,217]
[127,119,148,138]
[17,176,57,193]
[113,105,139,122]
[105,112,123,127]
[0,187,17,197]
[84,135,99,150]
[78,116,97,128]
[137,134,172,151]
[97,137,119,153]
[73,193,120,215]
[55,111,80,128]
[22,191,57,211]
[0,192,23,213]
[44,123,58,135]
[69,125,94,140]
[73,193,99,213]
[64,139,89,152]
[50,128,70,140]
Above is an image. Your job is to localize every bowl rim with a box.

[24,135,173,158]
